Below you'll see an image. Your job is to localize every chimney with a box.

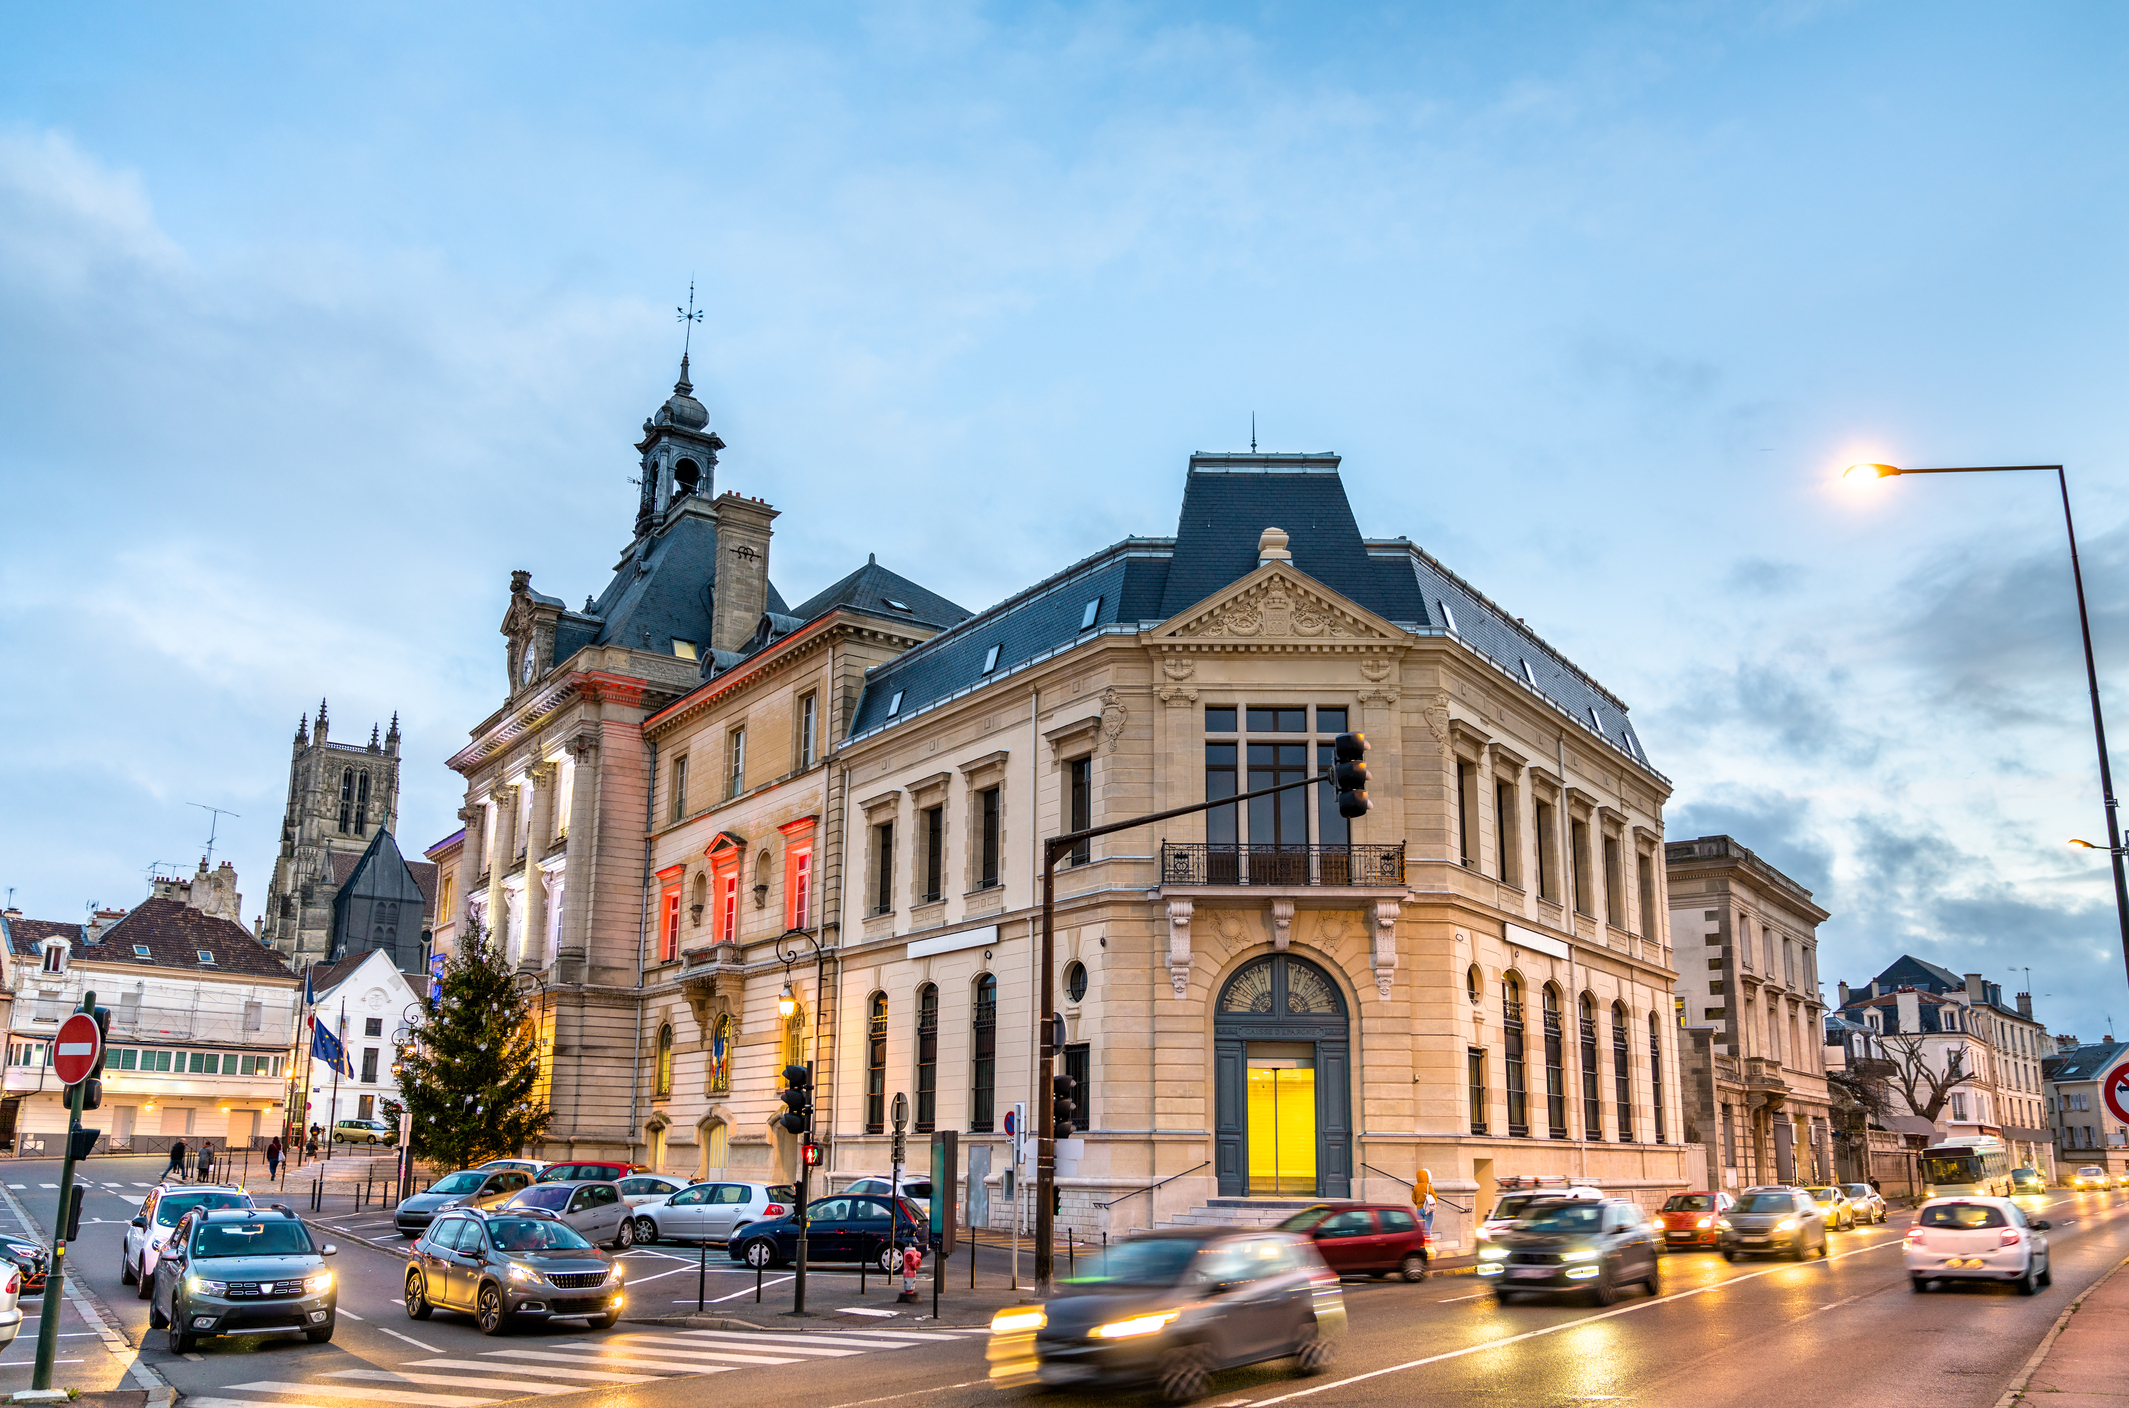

[1838,980,1851,1007]
[2016,992,2033,1019]
[86,907,126,943]
[1963,972,1984,1004]
[1869,980,1881,998]
[1257,526,1292,568]
[709,493,779,655]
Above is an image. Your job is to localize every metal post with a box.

[1035,840,1059,1295]
[32,992,93,1393]
[970,1223,976,1288]
[2054,468,2129,995]
[792,1158,809,1315]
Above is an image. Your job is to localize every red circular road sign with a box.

[2104,1058,2129,1126]
[52,1012,101,1086]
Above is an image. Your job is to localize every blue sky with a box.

[4,3,2127,1040]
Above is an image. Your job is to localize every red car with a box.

[1656,1191,1735,1249]
[1276,1202,1433,1280]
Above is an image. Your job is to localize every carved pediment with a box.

[1154,566,1398,644]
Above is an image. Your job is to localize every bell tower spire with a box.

[633,284,726,542]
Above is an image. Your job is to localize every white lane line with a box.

[4,1186,21,1191]
[326,1370,576,1395]
[379,1327,439,1352]
[709,1273,792,1303]
[677,1328,922,1350]
[546,1342,796,1368]
[822,1382,988,1408]
[36,1185,55,1190]
[339,1309,365,1321]
[407,1359,664,1385]
[622,1335,859,1358]
[840,1308,901,1318]
[815,1329,963,1341]
[1250,1237,1906,1406]
[609,1264,698,1287]
[1436,1291,1492,1303]
[480,1350,734,1374]
[191,1399,447,1408]
[228,1382,497,1407]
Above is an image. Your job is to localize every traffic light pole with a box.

[32,992,95,1395]
[1034,769,1354,1295]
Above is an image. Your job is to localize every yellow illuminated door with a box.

[1247,1064,1317,1196]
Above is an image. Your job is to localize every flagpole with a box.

[300,967,317,1167]
[326,998,345,1164]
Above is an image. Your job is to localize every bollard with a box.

[897,1243,920,1303]
[860,1256,866,1296]
[755,1256,763,1303]
[970,1223,976,1289]
[698,1239,707,1313]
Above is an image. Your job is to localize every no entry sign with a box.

[2105,1058,2129,1126]
[52,1012,101,1086]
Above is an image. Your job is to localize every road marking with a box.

[573,1344,803,1366]
[182,1353,206,1362]
[339,1310,365,1321]
[480,1350,737,1374]
[1436,1291,1491,1303]
[627,1334,860,1358]
[709,1273,792,1302]
[228,1382,494,1407]
[406,1359,662,1385]
[0,1361,85,1368]
[327,1370,577,1395]
[840,1307,900,1317]
[378,1327,438,1352]
[37,1185,55,1190]
[607,1264,696,1286]
[823,1381,988,1408]
[676,1329,934,1350]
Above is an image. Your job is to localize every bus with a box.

[1919,1136,2012,1198]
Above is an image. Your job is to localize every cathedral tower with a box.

[260,700,404,962]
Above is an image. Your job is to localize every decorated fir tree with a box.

[398,931,550,1168]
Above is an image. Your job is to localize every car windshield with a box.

[1491,1193,1550,1220]
[1066,1238,1206,1286]
[1921,1203,2007,1230]
[1842,1185,1871,1199]
[1276,1207,1336,1232]
[157,1192,247,1227]
[1736,1193,1797,1214]
[1518,1203,1604,1233]
[512,1187,572,1210]
[429,1172,488,1195]
[487,1217,596,1251]
[1662,1195,1715,1212]
[193,1220,312,1258]
[1807,1188,1839,1203]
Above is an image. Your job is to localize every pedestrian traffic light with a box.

[779,1063,814,1134]
[1052,1072,1078,1141]
[1332,732,1370,818]
[801,1141,824,1168]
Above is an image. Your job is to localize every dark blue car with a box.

[728,1194,929,1274]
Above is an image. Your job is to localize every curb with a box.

[1990,1251,2129,1408]
[0,1185,175,1408]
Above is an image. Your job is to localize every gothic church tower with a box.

[260,701,402,962]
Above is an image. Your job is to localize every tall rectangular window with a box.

[1636,851,1656,937]
[1580,1002,1601,1138]
[670,756,688,823]
[799,694,818,768]
[717,869,739,944]
[1247,729,1307,846]
[660,880,682,962]
[1570,819,1592,916]
[786,845,814,930]
[1495,782,1517,885]
[728,728,746,799]
[360,1048,379,1084]
[1455,761,1475,866]
[1535,801,1558,901]
[1650,1017,1667,1144]
[1613,1008,1633,1141]
[1467,1048,1488,1136]
[1064,1042,1092,1133]
[1068,758,1092,864]
[1544,992,1568,1138]
[915,984,939,1133]
[1504,982,1528,1137]
[978,787,1001,888]
[865,994,888,1134]
[355,771,370,837]
[872,822,895,916]
[1206,743,1238,844]
[1603,835,1624,925]
[922,805,945,902]
[971,974,998,1132]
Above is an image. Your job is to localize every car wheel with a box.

[1644,1258,1661,1295]
[1157,1343,1211,1403]
[634,1217,658,1246]
[1911,1276,1929,1293]
[590,1307,621,1330]
[1399,1253,1427,1283]
[476,1283,510,1336]
[1590,1269,1619,1306]
[306,1321,335,1344]
[878,1244,901,1275]
[744,1238,777,1269]
[1491,1290,1515,1304]
[147,1294,168,1330]
[1720,1250,1735,1262]
[613,1219,634,1250]
[167,1325,194,1354]
[405,1271,433,1320]
[1817,1233,1830,1259]
[1294,1322,1336,1373]
[136,1262,154,1300]
[120,1253,136,1287]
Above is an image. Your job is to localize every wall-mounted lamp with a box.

[777,983,797,1019]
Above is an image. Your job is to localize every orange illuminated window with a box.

[656,863,685,963]
[780,816,819,932]
[706,832,744,947]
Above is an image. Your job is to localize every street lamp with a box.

[1844,461,2129,993]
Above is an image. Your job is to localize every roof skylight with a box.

[885,599,912,612]
[887,691,905,716]
[1521,658,1537,688]
[196,950,216,964]
[1440,600,1460,635]
[982,644,1002,674]
[133,945,150,958]
[1080,597,1102,631]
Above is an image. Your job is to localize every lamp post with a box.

[1844,462,2129,993]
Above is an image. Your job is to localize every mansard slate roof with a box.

[4,900,297,979]
[2048,1040,2127,1081]
[1857,955,1968,996]
[845,455,1651,762]
[788,555,972,633]
[552,515,792,666]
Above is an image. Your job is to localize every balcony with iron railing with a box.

[1158,842,1406,891]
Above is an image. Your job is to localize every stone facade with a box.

[261,704,406,963]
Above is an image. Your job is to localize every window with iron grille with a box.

[1068,758,1092,864]
[1543,986,1568,1138]
[1467,1048,1488,1136]
[1579,995,1601,1139]
[915,984,938,1133]
[865,993,888,1133]
[971,974,997,1132]
[1650,1013,1667,1144]
[1503,979,1528,1137]
[1612,1003,1633,1141]
[872,821,894,916]
[1064,1042,1091,1132]
[978,787,1001,888]
[922,805,944,902]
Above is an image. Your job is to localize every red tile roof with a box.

[43,899,298,980]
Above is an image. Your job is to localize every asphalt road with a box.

[3,1157,2127,1408]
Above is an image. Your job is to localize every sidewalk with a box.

[2001,1255,2129,1408]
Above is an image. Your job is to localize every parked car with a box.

[1906,1196,2051,1294]
[2010,1168,2048,1196]
[634,1181,795,1246]
[395,1167,535,1236]
[844,1176,933,1208]
[535,1160,636,1184]
[0,1255,22,1349]
[2067,1164,2110,1190]
[405,1207,622,1334]
[503,1181,633,1248]
[1477,1185,1601,1243]
[477,1158,550,1177]
[1717,1187,1827,1261]
[331,1118,397,1146]
[1480,1197,1660,1304]
[145,1205,336,1351]
[987,1228,1344,1402]
[728,1193,929,1273]
[122,1184,253,1296]
[1805,1186,1857,1230]
[1655,1191,1735,1249]
[616,1174,687,1207]
[1840,1183,1888,1224]
[0,1235,49,1295]
[1275,1203,1431,1280]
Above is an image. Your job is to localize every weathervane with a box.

[677,279,705,359]
[1251,413,1258,453]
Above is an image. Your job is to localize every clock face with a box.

[520,647,537,684]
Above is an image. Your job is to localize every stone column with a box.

[487,784,519,958]
[520,762,557,972]
[558,731,602,974]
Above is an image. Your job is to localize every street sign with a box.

[892,1092,909,1130]
[2105,1058,2129,1125]
[52,1013,101,1086]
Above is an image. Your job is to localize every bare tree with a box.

[1879,1034,1978,1125]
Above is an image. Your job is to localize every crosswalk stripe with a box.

[674,1329,924,1350]
[565,1344,804,1367]
[402,1360,666,1386]
[189,1398,401,1408]
[616,1333,860,1357]
[324,1371,575,1395]
[226,1383,493,1408]
[479,1350,737,1374]
[829,1329,971,1341]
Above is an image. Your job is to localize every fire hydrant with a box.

[897,1244,921,1303]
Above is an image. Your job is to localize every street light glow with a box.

[1843,462,1900,479]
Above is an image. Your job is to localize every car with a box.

[331,1118,397,1146]
[405,1207,623,1334]
[1840,1184,1888,1224]
[0,1235,49,1295]
[986,1228,1344,1402]
[633,1181,795,1246]
[2068,1164,2110,1190]
[1275,1203,1432,1281]
[1479,1197,1660,1304]
[534,1160,636,1184]
[1906,1196,2052,1294]
[145,1205,336,1351]
[0,1255,19,1348]
[616,1174,688,1207]
[729,1193,929,1273]
[1806,1186,1856,1230]
[2010,1168,2048,1196]
[1655,1191,1735,1249]
[502,1181,633,1248]
[1477,1185,1602,1243]
[395,1167,535,1236]
[477,1158,550,1177]
[844,1176,933,1208]
[121,1184,254,1296]
[1717,1187,1827,1261]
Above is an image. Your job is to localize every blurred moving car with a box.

[535,1160,636,1184]
[1806,1186,1857,1230]
[1477,1186,1601,1243]
[503,1181,633,1248]
[405,1207,622,1334]
[1906,1196,2051,1294]
[728,1193,928,1272]
[1718,1187,1827,1261]
[1275,1204,1431,1281]
[1655,1191,1735,1250]
[146,1205,336,1351]
[0,1235,49,1295]
[2010,1168,2048,1196]
[330,1118,396,1146]
[633,1181,794,1246]
[1840,1184,1888,1224]
[2067,1165,2109,1190]
[122,1184,254,1296]
[616,1174,687,1207]
[987,1229,1344,1402]
[395,1167,534,1236]
[1480,1198,1659,1304]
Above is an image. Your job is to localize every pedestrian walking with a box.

[165,1139,188,1182]
[265,1136,283,1182]
[196,1142,215,1183]
[1413,1165,1437,1234]
[305,1130,319,1160]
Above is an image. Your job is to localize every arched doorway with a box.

[1214,954,1351,1198]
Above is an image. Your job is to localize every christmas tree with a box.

[397,930,550,1168]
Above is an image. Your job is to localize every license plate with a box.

[1039,1365,1096,1384]
[1741,1236,1767,1244]
[1666,1232,1693,1240]
[1508,1268,1553,1279]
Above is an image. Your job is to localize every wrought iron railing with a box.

[1159,843,1405,887]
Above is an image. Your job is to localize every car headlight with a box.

[1479,1245,1509,1261]
[1091,1311,1179,1340]
[507,1263,541,1285]
[1776,1218,1799,1232]
[304,1272,332,1293]
[1562,1247,1602,1262]
[1696,1216,1714,1230]
[991,1308,1046,1334]
[186,1276,227,1295]
[605,1263,624,1283]
[1716,1219,1733,1231]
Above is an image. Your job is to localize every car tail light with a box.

[4,1272,16,1297]
[1999,1228,2022,1248]
[764,1204,786,1217]
[1905,1227,1926,1243]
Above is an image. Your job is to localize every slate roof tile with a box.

[10,899,297,979]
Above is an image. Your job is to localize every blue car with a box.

[728,1193,929,1274]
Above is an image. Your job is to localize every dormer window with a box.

[133,945,151,959]
[673,639,699,661]
[196,950,216,965]
[39,942,67,975]
[1080,598,1102,631]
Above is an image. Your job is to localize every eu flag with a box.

[310,1016,352,1078]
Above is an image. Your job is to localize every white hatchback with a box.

[120,1184,254,1297]
[1906,1196,2052,1294]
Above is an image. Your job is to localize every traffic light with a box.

[1052,1071,1078,1141]
[801,1141,824,1168]
[64,1186,83,1239]
[1332,732,1370,818]
[779,1064,814,1134]
[81,1006,110,1110]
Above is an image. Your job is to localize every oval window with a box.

[1063,961,1088,1003]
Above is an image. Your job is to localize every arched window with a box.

[654,1022,674,1097]
[1612,1001,1633,1141]
[708,1013,731,1094]
[1542,984,1567,1139]
[674,457,702,498]
[1579,992,1601,1139]
[355,771,371,837]
[338,769,355,832]
[1649,1012,1667,1144]
[971,973,998,1132]
[865,992,888,1133]
[1466,965,1482,1004]
[915,983,939,1133]
[1502,974,1528,1137]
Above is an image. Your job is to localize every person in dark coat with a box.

[266,1137,283,1182]
[196,1142,215,1182]
[165,1139,188,1182]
